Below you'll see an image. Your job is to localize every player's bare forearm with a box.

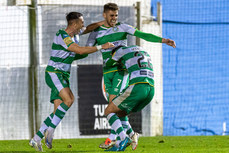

[162,38,176,48]
[68,42,114,55]
[82,20,105,34]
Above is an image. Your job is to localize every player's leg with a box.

[45,87,74,149]
[111,71,136,140]
[106,84,152,151]
[119,115,140,150]
[99,73,117,149]
[29,71,65,151]
[119,115,139,150]
[44,72,73,149]
[50,88,74,130]
[105,102,131,151]
[32,97,62,144]
[102,71,135,149]
[104,85,135,151]
[29,112,54,151]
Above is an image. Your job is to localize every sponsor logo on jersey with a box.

[63,37,73,46]
[140,70,147,75]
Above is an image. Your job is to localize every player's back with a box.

[113,45,154,86]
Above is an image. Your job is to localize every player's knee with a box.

[64,96,74,107]
[117,111,127,117]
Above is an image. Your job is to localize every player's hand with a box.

[102,42,115,49]
[162,38,176,48]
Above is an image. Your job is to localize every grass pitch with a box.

[0,136,229,153]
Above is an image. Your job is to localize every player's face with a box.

[103,10,118,27]
[74,16,85,34]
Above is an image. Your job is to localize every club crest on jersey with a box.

[112,26,119,32]
[63,79,67,85]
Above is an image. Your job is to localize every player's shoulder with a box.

[56,28,64,35]
[116,22,127,25]
[117,22,135,28]
[93,26,106,32]
[56,29,69,38]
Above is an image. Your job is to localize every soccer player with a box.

[104,44,175,151]
[86,3,176,150]
[29,12,114,152]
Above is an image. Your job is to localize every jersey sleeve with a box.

[122,23,137,35]
[74,54,88,60]
[86,31,98,46]
[134,30,162,43]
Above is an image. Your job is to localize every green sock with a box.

[34,113,54,141]
[120,116,134,137]
[50,102,69,129]
[107,113,126,141]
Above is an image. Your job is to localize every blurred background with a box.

[0,0,228,140]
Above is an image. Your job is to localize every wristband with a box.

[96,45,102,50]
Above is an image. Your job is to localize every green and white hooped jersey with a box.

[112,45,154,86]
[86,22,136,73]
[46,29,83,74]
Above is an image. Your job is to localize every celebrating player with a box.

[29,12,114,152]
[86,3,176,150]
[104,44,175,151]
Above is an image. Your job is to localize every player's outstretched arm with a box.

[162,38,176,48]
[134,30,163,43]
[67,42,114,55]
[82,20,105,34]
[134,30,176,48]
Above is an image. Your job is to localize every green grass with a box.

[0,136,229,153]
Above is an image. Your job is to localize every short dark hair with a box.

[66,12,83,25]
[103,3,119,13]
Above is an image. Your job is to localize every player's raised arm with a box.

[67,42,114,55]
[82,20,105,34]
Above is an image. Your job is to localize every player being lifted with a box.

[29,12,114,152]
[104,44,175,151]
[86,3,176,150]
